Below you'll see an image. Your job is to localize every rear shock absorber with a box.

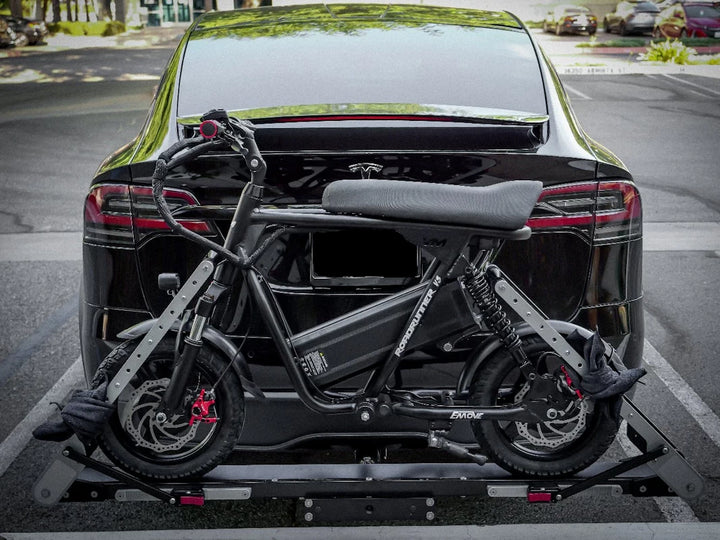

[463,266,535,380]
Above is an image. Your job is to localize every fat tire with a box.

[91,338,245,480]
[469,335,618,477]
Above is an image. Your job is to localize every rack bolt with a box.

[40,489,51,499]
[662,447,669,455]
[639,485,647,493]
[304,512,314,522]
[304,499,314,508]
[687,483,696,493]
[250,158,260,169]
[91,491,98,499]
[426,511,435,521]
[442,342,453,352]
[426,498,435,507]
[169,497,176,505]
[360,411,371,422]
[555,494,562,502]
[62,450,70,457]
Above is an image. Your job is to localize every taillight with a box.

[528,181,641,243]
[84,184,212,246]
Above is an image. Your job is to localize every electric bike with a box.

[33,110,703,505]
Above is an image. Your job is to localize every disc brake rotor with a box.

[123,378,202,453]
[512,381,588,449]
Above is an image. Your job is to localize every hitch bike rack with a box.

[33,396,704,522]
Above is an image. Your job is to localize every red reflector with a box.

[180,495,205,506]
[528,492,553,503]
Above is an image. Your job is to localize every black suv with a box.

[81,3,643,449]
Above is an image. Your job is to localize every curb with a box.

[3,523,720,540]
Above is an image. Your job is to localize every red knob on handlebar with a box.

[199,120,222,139]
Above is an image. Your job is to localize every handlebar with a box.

[151,109,267,267]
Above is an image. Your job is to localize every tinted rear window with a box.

[637,2,660,12]
[178,23,546,117]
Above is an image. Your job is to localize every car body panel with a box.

[5,16,48,45]
[604,0,660,34]
[0,16,17,47]
[655,2,720,38]
[543,4,598,35]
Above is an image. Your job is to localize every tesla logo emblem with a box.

[349,162,383,179]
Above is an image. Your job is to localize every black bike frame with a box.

[154,136,536,421]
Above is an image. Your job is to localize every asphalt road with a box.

[0,41,719,534]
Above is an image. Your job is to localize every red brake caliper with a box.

[560,365,584,400]
[189,389,218,426]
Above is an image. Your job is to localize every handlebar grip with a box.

[199,120,224,140]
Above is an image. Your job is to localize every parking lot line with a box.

[617,426,699,523]
[643,222,720,252]
[563,83,592,100]
[0,232,82,262]
[643,339,720,448]
[0,357,83,478]
[661,73,720,97]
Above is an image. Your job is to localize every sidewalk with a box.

[3,523,720,540]
[0,24,184,58]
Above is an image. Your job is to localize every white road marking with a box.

[617,424,699,523]
[563,83,592,100]
[643,222,720,252]
[0,232,83,262]
[662,73,720,97]
[621,338,720,523]
[0,357,83,477]
[643,339,720,448]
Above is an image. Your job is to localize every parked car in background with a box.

[0,15,17,47]
[654,2,720,38]
[604,0,661,34]
[6,16,49,46]
[543,4,598,35]
[81,3,644,451]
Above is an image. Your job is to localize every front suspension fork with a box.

[156,289,217,418]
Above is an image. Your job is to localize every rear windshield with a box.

[637,2,660,12]
[686,5,720,18]
[177,22,547,118]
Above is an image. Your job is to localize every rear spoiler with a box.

[177,103,549,150]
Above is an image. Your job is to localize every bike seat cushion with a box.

[322,179,543,231]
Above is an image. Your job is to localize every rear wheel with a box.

[469,335,618,477]
[92,338,245,480]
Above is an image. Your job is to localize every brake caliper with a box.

[188,389,218,426]
[560,365,584,400]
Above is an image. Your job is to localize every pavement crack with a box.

[0,210,33,233]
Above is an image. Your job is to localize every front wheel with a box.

[92,338,245,480]
[469,335,619,477]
